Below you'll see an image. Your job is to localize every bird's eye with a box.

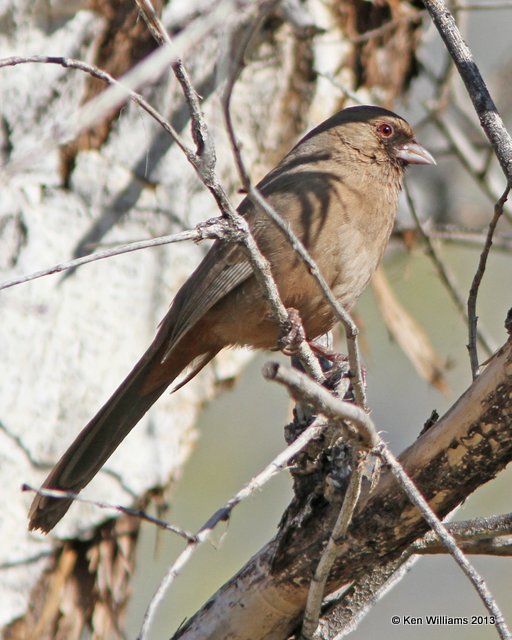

[377,123,394,138]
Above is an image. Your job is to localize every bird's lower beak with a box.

[396,141,436,166]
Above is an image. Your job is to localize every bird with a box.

[28,105,435,532]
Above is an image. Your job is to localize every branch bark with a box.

[174,338,512,639]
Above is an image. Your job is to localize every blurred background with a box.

[1,0,511,638]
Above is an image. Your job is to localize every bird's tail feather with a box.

[28,342,214,533]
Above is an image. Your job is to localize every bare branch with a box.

[0,54,193,157]
[301,454,364,639]
[22,485,196,542]
[467,187,509,377]
[348,8,423,44]
[413,512,512,554]
[317,556,420,639]
[456,1,512,9]
[322,512,512,636]
[404,180,497,357]
[138,415,328,640]
[134,0,213,159]
[175,337,512,638]
[264,361,511,640]
[378,444,510,640]
[423,0,512,184]
[430,111,512,222]
[0,0,254,181]
[263,363,378,448]
[0,220,230,291]
[424,226,512,252]
[419,537,512,556]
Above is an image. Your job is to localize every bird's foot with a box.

[277,308,306,356]
[309,341,367,397]
[309,341,348,368]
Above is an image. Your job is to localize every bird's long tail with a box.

[28,339,217,533]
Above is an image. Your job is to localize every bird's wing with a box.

[157,147,335,359]
[159,238,254,360]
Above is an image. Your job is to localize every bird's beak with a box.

[396,141,436,166]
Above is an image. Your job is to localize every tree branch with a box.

[422,0,512,184]
[174,338,512,639]
[467,187,510,377]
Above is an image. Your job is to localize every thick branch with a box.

[174,339,512,639]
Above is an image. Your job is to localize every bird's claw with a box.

[309,341,367,397]
[277,308,306,356]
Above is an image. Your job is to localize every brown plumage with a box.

[28,105,435,532]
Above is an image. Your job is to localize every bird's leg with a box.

[309,341,347,368]
[309,341,367,399]
[277,307,307,356]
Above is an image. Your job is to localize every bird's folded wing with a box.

[160,240,254,361]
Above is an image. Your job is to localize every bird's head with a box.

[302,105,436,170]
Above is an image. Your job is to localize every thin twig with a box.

[220,0,278,188]
[467,187,509,378]
[412,512,512,553]
[134,0,213,160]
[403,181,496,357]
[0,549,55,571]
[22,485,196,541]
[0,55,193,158]
[424,226,512,252]
[301,453,365,639]
[425,512,512,540]
[380,448,511,640]
[219,1,325,383]
[455,0,512,10]
[322,513,512,636]
[417,537,512,556]
[0,420,50,470]
[134,0,170,44]
[314,71,366,105]
[0,0,242,180]
[138,415,328,640]
[423,0,512,185]
[4,412,139,497]
[348,9,423,44]
[263,363,378,448]
[265,362,511,640]
[325,555,420,639]
[431,112,511,222]
[220,17,366,402]
[0,221,228,291]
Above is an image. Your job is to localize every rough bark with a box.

[175,339,512,639]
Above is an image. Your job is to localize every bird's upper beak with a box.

[396,140,436,166]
